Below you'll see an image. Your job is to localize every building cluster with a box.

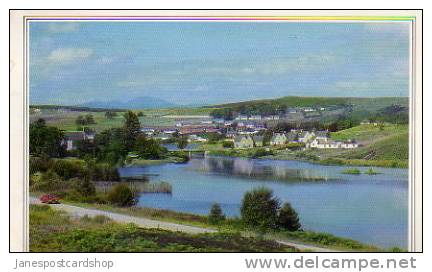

[61,110,360,152]
[232,129,359,150]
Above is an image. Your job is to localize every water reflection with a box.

[188,156,335,182]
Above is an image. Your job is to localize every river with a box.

[119,156,408,249]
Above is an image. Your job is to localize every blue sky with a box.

[29,21,410,106]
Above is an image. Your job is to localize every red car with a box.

[39,194,60,204]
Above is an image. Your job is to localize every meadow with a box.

[30,205,295,252]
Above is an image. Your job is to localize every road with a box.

[30,197,337,252]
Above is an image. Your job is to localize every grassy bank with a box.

[207,148,408,168]
[30,205,295,252]
[125,156,187,167]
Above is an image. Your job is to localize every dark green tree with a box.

[123,111,141,150]
[75,139,96,158]
[94,128,128,165]
[134,134,167,159]
[208,203,225,225]
[85,114,96,125]
[75,115,86,126]
[29,118,65,157]
[105,111,117,119]
[277,202,301,231]
[240,187,280,231]
[177,137,188,150]
[222,141,234,148]
[262,131,273,146]
[210,108,234,120]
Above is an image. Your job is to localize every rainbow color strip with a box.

[26,15,416,22]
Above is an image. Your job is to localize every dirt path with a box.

[30,197,338,252]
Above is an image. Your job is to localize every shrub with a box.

[295,152,319,161]
[29,156,53,174]
[277,202,301,231]
[51,159,87,180]
[208,203,225,225]
[31,170,66,192]
[29,172,43,187]
[76,177,96,197]
[106,183,136,207]
[320,158,345,165]
[241,187,280,231]
[89,163,120,181]
[341,168,361,175]
[286,142,304,150]
[252,148,273,158]
[222,141,234,148]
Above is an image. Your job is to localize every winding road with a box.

[30,197,337,252]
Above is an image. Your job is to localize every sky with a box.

[29,21,410,106]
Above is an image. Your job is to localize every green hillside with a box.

[330,124,409,161]
[341,132,409,161]
[271,123,409,168]
[211,96,408,111]
[331,124,408,143]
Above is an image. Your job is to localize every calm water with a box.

[119,156,408,248]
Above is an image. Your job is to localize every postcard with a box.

[10,10,423,253]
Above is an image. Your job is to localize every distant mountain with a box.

[80,96,177,109]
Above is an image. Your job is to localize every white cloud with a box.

[46,23,79,33]
[47,48,93,64]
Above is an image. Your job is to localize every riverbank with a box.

[206,148,408,168]
[125,156,188,167]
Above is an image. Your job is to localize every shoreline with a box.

[205,150,408,169]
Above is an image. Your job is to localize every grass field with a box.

[211,96,408,112]
[30,205,295,252]
[30,107,215,132]
[331,124,407,143]
[330,124,409,163]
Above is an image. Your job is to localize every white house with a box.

[308,139,358,149]
[234,135,254,149]
[270,133,287,146]
[340,140,359,149]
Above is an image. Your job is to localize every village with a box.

[61,109,360,152]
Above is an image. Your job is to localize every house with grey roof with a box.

[298,131,315,143]
[63,131,94,151]
[270,133,287,146]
